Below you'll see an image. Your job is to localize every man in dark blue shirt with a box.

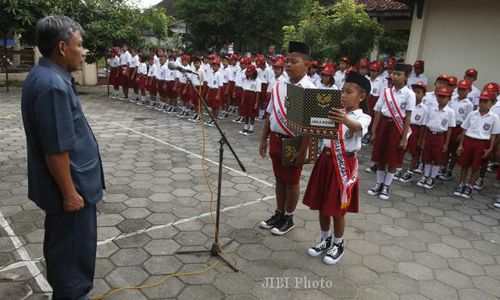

[21,15,105,300]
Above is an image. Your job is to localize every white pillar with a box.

[405,2,428,64]
[80,61,97,85]
[34,47,42,65]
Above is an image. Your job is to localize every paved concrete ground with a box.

[1,86,500,300]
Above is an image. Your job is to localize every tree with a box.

[282,0,383,62]
[176,0,305,54]
[377,29,409,56]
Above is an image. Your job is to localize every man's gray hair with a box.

[36,15,84,57]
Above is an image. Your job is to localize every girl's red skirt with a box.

[138,75,147,91]
[227,81,236,103]
[303,149,359,217]
[108,67,119,86]
[179,83,190,104]
[207,89,220,108]
[371,116,405,167]
[240,91,259,118]
[166,81,176,99]
[189,85,201,107]
[157,80,167,98]
[148,77,157,95]
[118,66,128,87]
[127,68,138,89]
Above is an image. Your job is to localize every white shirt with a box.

[467,85,481,106]
[138,62,148,75]
[176,65,191,84]
[462,110,500,140]
[189,67,205,86]
[322,109,371,152]
[316,82,339,90]
[309,73,321,87]
[207,70,224,89]
[407,72,429,87]
[258,68,270,84]
[119,50,131,66]
[424,105,456,132]
[367,75,385,97]
[410,102,429,126]
[148,64,157,77]
[374,86,416,118]
[164,61,175,81]
[235,68,247,88]
[423,91,438,110]
[228,65,240,82]
[490,101,500,117]
[107,56,120,68]
[266,74,287,93]
[266,75,316,135]
[155,62,167,80]
[243,78,262,93]
[129,54,140,68]
[153,55,160,68]
[448,96,474,125]
[334,70,347,89]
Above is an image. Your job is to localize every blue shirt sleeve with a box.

[34,87,76,154]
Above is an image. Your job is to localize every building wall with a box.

[406,0,500,89]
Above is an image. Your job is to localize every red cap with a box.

[310,60,319,67]
[436,74,450,82]
[322,62,335,69]
[359,59,369,68]
[413,60,424,68]
[256,56,266,67]
[211,58,221,65]
[411,81,427,92]
[457,79,472,90]
[208,53,217,60]
[192,56,202,63]
[273,58,285,67]
[483,82,499,94]
[479,90,496,101]
[448,76,457,86]
[386,60,396,69]
[230,53,239,61]
[321,66,335,76]
[348,66,358,73]
[245,64,257,76]
[181,54,191,63]
[369,61,381,71]
[239,57,248,65]
[340,56,349,64]
[465,68,478,78]
[435,86,453,97]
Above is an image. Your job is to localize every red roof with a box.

[356,0,409,11]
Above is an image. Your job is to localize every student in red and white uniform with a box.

[303,71,371,265]
[472,82,500,190]
[155,54,168,110]
[232,58,249,124]
[187,56,206,123]
[218,56,231,119]
[118,44,132,100]
[454,91,500,199]
[238,65,261,136]
[363,61,385,145]
[146,55,158,106]
[107,48,120,98]
[308,60,321,86]
[407,60,428,87]
[128,48,140,102]
[381,57,396,88]
[415,86,456,189]
[256,56,270,120]
[227,54,241,114]
[175,55,192,118]
[463,68,481,108]
[136,54,149,105]
[367,63,415,200]
[397,81,429,183]
[259,41,316,236]
[204,58,224,127]
[164,55,177,113]
[358,59,369,77]
[334,57,349,89]
[439,79,474,180]
[316,66,338,90]
[423,74,450,109]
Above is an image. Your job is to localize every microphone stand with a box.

[175,69,245,272]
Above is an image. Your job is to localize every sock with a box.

[376,170,386,184]
[249,124,255,131]
[384,172,395,186]
[244,124,249,130]
[285,212,293,217]
[431,165,440,178]
[424,164,432,177]
[321,230,331,240]
[333,236,343,244]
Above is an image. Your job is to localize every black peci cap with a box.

[394,63,412,74]
[345,71,371,95]
[288,41,311,56]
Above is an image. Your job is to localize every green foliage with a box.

[282,0,383,62]
[177,0,305,53]
[377,29,409,56]
[0,0,172,63]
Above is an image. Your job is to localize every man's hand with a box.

[259,139,268,158]
[63,191,84,212]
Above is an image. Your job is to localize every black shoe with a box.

[245,130,254,136]
[239,129,248,135]
[473,177,484,191]
[424,177,436,189]
[323,241,344,265]
[307,236,332,257]
[453,185,465,197]
[398,171,413,183]
[379,184,390,200]
[365,165,377,173]
[367,183,383,196]
[461,185,473,199]
[259,210,284,229]
[270,215,295,235]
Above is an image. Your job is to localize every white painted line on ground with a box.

[97,194,277,246]
[0,209,52,293]
[111,121,274,188]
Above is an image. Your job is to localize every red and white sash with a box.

[330,124,358,209]
[271,82,295,137]
[383,88,405,135]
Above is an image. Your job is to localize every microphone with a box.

[168,61,198,75]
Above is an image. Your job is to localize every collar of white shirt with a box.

[286,74,315,87]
